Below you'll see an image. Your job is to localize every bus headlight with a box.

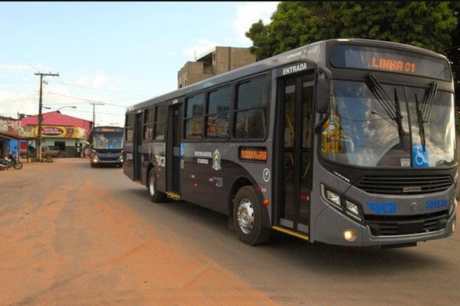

[119,155,124,163]
[325,189,341,207]
[321,184,363,222]
[345,200,362,221]
[93,155,98,163]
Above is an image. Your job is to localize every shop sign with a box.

[42,126,65,136]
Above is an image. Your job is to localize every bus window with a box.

[143,108,154,140]
[153,105,168,141]
[206,86,232,138]
[185,94,205,139]
[125,113,134,143]
[235,76,267,139]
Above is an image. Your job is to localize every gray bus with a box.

[89,126,124,167]
[123,39,457,247]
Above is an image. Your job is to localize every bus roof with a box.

[128,38,449,112]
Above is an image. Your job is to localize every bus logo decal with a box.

[282,63,307,75]
[212,149,221,171]
[263,168,271,182]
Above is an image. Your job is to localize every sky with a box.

[0,1,278,126]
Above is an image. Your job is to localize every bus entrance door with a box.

[167,103,182,194]
[133,112,143,181]
[276,72,314,236]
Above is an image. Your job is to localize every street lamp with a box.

[43,105,77,111]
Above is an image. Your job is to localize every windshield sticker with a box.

[412,144,428,168]
[212,149,222,171]
[400,158,410,168]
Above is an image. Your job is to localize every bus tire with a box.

[148,168,167,203]
[233,186,270,246]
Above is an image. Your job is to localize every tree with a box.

[246,1,458,60]
[450,1,460,45]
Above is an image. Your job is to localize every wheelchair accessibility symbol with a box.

[412,144,428,168]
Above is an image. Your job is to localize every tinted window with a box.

[185,117,203,139]
[185,94,205,139]
[154,105,168,141]
[234,76,268,139]
[207,113,230,138]
[237,77,266,110]
[208,86,231,114]
[143,108,154,140]
[235,109,266,138]
[186,94,205,117]
[125,113,134,142]
[206,86,232,138]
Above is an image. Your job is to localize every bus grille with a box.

[365,210,449,236]
[356,174,453,195]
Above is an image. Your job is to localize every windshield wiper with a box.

[366,74,405,143]
[414,94,426,150]
[420,81,438,123]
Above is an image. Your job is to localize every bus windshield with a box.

[321,80,455,168]
[93,132,124,150]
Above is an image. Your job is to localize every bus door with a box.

[275,71,314,235]
[133,112,143,180]
[167,103,182,194]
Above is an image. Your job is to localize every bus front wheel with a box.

[148,169,167,203]
[233,186,270,246]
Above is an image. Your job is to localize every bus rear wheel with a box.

[233,186,270,246]
[148,169,167,203]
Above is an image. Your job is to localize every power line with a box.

[45,91,128,108]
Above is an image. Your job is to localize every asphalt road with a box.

[0,159,459,306]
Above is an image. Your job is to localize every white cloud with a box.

[233,2,279,45]
[0,89,37,117]
[0,64,33,72]
[0,63,53,73]
[74,71,111,90]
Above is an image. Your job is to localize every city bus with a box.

[123,39,457,247]
[89,126,124,167]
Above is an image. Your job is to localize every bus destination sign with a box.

[369,57,416,74]
[331,44,451,80]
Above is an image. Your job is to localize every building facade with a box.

[178,46,256,88]
[20,111,93,157]
[0,116,24,158]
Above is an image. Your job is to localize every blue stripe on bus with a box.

[367,202,397,214]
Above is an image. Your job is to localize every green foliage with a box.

[247,1,458,59]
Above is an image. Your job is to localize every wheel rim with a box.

[237,199,255,234]
[149,172,155,196]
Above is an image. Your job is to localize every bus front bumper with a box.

[313,204,456,247]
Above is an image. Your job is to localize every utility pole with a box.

[89,101,104,129]
[34,72,59,161]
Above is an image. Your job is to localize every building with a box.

[0,116,23,158]
[178,46,256,88]
[20,111,93,157]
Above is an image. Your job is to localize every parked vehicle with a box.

[0,154,23,170]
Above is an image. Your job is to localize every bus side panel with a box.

[180,143,272,218]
